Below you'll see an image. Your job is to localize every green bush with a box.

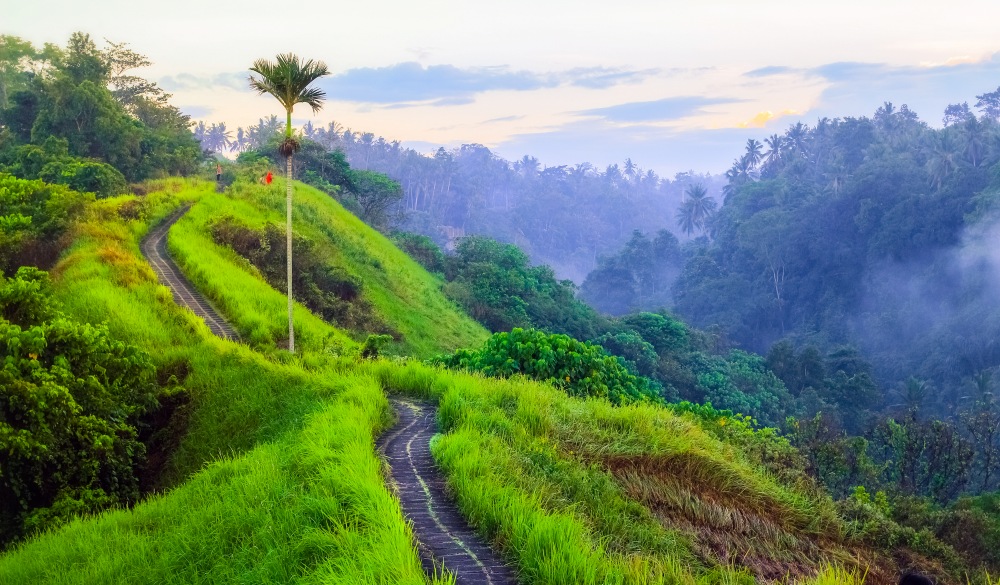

[0,173,90,274]
[37,158,127,197]
[435,327,660,405]
[0,268,158,546]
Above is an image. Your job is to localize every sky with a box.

[6,0,1000,175]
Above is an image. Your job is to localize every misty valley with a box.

[1,29,1000,585]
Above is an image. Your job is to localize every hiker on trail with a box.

[265,171,273,185]
[216,162,222,182]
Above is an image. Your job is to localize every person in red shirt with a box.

[265,171,273,185]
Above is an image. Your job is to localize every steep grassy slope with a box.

[0,177,982,585]
[0,180,449,584]
[168,177,487,357]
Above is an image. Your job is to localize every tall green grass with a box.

[0,180,445,584]
[169,178,487,357]
[364,360,867,584]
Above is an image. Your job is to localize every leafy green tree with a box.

[248,53,330,352]
[436,328,660,405]
[347,169,403,230]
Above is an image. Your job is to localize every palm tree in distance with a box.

[676,184,716,237]
[249,53,330,353]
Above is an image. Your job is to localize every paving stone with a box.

[378,399,517,585]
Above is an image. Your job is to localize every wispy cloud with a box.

[563,66,661,89]
[160,72,246,91]
[321,62,555,104]
[743,65,799,77]
[320,62,664,105]
[578,96,745,123]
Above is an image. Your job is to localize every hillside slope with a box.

[0,177,986,585]
[168,177,487,357]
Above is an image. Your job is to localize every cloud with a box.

[321,62,556,104]
[578,96,745,123]
[562,66,660,89]
[160,72,246,91]
[744,65,799,77]
[805,54,1000,123]
[319,62,663,105]
[484,115,524,123]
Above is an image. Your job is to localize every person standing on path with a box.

[216,162,222,183]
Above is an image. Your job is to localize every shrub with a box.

[0,173,90,275]
[434,327,661,405]
[0,268,158,546]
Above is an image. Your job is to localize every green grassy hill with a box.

[0,177,990,585]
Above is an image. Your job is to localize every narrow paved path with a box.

[141,207,240,341]
[379,399,516,585]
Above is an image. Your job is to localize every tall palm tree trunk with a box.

[286,153,294,352]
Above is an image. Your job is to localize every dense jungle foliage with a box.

[0,268,164,547]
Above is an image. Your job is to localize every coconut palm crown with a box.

[248,53,330,352]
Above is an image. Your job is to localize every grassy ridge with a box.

[169,177,487,357]
[0,177,974,584]
[0,180,443,584]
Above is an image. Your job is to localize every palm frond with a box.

[248,53,331,113]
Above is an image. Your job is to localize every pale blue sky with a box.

[6,0,1000,174]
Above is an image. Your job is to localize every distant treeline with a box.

[194,115,724,281]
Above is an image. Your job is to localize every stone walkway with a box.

[141,206,239,341]
[379,399,517,585]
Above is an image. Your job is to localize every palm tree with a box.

[762,133,785,173]
[249,53,330,353]
[676,199,697,236]
[744,138,763,168]
[676,184,716,236]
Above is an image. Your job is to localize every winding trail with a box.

[142,208,511,582]
[379,399,517,585]
[141,206,240,341]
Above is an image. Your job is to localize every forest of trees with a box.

[193,115,724,281]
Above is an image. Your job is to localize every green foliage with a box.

[872,415,974,504]
[0,268,158,546]
[361,334,393,359]
[689,350,791,427]
[390,231,446,274]
[344,169,403,230]
[0,173,90,274]
[0,34,199,184]
[443,236,605,340]
[436,327,660,405]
